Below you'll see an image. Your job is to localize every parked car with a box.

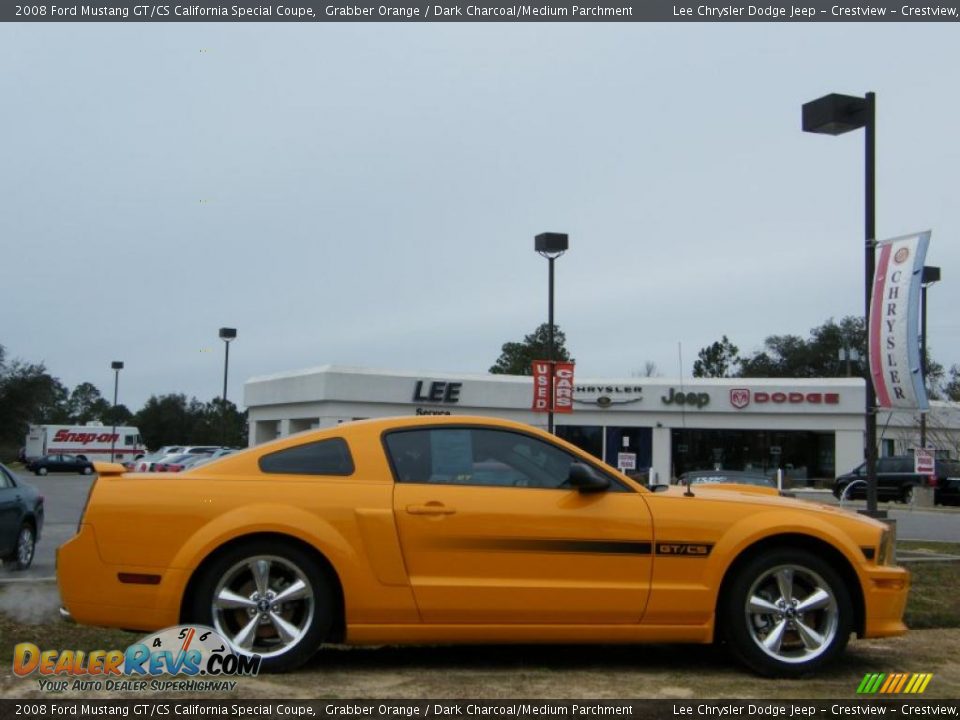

[133,446,222,472]
[60,416,908,677]
[154,453,215,473]
[833,455,960,505]
[675,469,795,498]
[0,463,44,570]
[26,454,93,476]
[676,469,776,488]
[188,447,239,469]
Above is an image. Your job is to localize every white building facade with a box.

[244,365,960,484]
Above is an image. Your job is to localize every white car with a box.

[133,446,221,472]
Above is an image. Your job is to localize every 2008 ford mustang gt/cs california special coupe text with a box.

[57,416,909,676]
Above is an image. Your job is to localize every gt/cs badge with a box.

[657,543,712,556]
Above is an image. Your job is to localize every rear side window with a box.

[259,438,354,476]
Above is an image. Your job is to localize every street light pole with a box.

[920,266,941,450]
[535,232,568,435]
[110,361,123,462]
[218,328,237,446]
[863,92,879,518]
[802,91,882,517]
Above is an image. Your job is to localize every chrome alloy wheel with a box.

[16,526,35,568]
[744,564,839,664]
[211,555,315,658]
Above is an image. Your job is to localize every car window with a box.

[0,466,13,489]
[895,458,915,473]
[385,427,620,490]
[258,438,354,476]
[62,455,75,462]
[938,460,960,477]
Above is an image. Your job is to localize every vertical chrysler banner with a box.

[869,230,931,411]
[531,361,575,413]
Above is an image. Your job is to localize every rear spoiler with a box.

[93,462,126,478]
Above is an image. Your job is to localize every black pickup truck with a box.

[833,455,960,505]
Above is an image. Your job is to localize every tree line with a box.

[690,315,960,400]
[0,343,247,462]
[490,318,960,400]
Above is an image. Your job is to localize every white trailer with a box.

[25,423,146,463]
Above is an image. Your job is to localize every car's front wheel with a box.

[3,523,36,570]
[36,467,48,476]
[901,485,915,504]
[188,540,333,673]
[720,548,852,677]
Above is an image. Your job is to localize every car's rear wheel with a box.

[2,524,36,571]
[721,548,852,677]
[188,540,332,673]
[901,485,915,504]
[81,466,92,475]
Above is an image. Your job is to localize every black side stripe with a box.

[436,538,652,555]
[432,538,714,557]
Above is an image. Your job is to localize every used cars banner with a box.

[868,230,931,411]
[531,360,575,413]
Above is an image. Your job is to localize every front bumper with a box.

[860,564,911,638]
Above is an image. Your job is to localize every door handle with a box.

[406,503,456,516]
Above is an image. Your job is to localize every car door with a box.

[388,426,653,625]
[0,466,21,555]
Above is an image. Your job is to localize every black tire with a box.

[81,466,93,475]
[901,485,915,505]
[720,548,852,677]
[2,523,36,571]
[36,467,48,477]
[187,540,333,673]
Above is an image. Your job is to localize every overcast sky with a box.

[1,22,957,412]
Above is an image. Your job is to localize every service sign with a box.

[915,447,935,476]
[869,231,931,411]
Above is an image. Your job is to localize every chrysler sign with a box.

[729,389,840,409]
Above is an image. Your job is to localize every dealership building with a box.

[244,365,960,483]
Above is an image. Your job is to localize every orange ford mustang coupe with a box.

[58,416,909,676]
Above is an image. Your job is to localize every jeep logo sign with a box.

[661,388,710,408]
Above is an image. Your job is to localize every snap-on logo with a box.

[52,430,119,444]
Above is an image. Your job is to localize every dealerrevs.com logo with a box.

[13,625,260,693]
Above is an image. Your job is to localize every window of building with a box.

[556,425,603,460]
[258,438,354,476]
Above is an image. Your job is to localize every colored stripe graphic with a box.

[857,673,932,694]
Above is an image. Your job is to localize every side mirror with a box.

[567,463,610,493]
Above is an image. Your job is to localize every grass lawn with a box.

[899,540,960,629]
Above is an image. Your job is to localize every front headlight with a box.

[877,526,897,565]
